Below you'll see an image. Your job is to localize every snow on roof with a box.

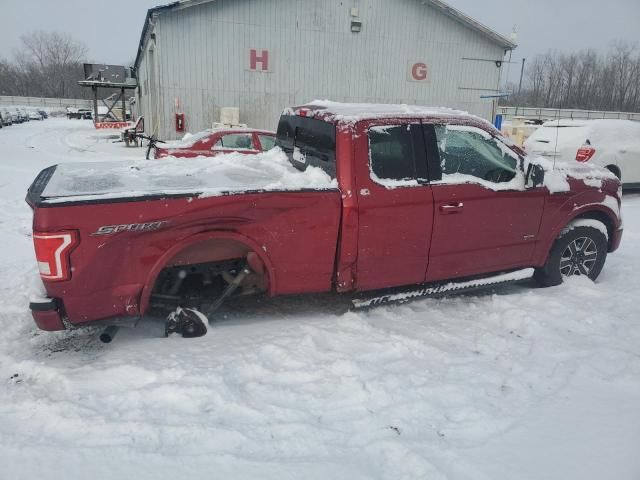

[293,100,490,126]
[40,149,337,204]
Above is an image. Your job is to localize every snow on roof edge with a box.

[289,100,494,128]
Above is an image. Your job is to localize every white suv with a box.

[524,119,640,187]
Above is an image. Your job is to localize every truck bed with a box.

[28,149,337,206]
[27,150,342,326]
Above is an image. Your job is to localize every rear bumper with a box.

[610,227,623,253]
[30,298,66,331]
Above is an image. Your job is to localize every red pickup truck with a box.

[27,101,623,338]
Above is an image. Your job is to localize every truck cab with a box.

[277,101,622,292]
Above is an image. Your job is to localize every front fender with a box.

[533,190,621,265]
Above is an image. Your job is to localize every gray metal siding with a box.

[139,0,508,139]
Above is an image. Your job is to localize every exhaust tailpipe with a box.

[99,325,120,343]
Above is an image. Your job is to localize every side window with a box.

[214,133,255,150]
[258,134,276,151]
[434,125,519,184]
[368,125,416,182]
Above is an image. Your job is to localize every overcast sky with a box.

[1,0,638,80]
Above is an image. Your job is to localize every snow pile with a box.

[41,148,337,203]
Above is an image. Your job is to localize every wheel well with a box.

[605,165,621,180]
[146,238,270,314]
[574,210,614,249]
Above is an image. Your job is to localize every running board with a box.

[352,268,534,310]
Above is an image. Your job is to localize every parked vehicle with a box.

[66,107,92,120]
[153,128,277,159]
[28,109,43,120]
[11,109,23,123]
[12,108,27,123]
[26,101,622,339]
[524,119,640,188]
[2,108,14,126]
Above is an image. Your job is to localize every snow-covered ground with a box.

[1,119,640,480]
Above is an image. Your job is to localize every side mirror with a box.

[526,162,545,189]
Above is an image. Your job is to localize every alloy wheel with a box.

[560,236,598,277]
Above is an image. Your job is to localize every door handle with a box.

[440,202,464,214]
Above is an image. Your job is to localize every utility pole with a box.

[518,58,526,95]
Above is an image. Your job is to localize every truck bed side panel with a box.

[33,191,342,324]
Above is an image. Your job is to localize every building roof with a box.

[426,0,517,49]
[134,0,516,71]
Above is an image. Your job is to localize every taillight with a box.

[33,231,78,281]
[576,145,596,162]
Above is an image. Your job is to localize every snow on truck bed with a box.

[40,148,337,203]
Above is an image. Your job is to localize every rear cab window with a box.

[276,115,337,178]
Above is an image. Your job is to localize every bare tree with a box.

[1,31,89,98]
[502,42,640,112]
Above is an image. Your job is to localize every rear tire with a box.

[534,224,608,287]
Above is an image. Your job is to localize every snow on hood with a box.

[41,148,337,203]
[532,155,618,193]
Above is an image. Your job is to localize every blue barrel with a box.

[494,114,504,130]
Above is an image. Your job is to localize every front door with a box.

[354,120,435,291]
[425,123,546,282]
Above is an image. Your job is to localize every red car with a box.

[153,128,276,159]
[26,101,622,339]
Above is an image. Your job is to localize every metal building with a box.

[134,0,515,139]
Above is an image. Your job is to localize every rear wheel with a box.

[534,223,608,287]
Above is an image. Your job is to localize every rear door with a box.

[354,119,435,291]
[425,123,546,282]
